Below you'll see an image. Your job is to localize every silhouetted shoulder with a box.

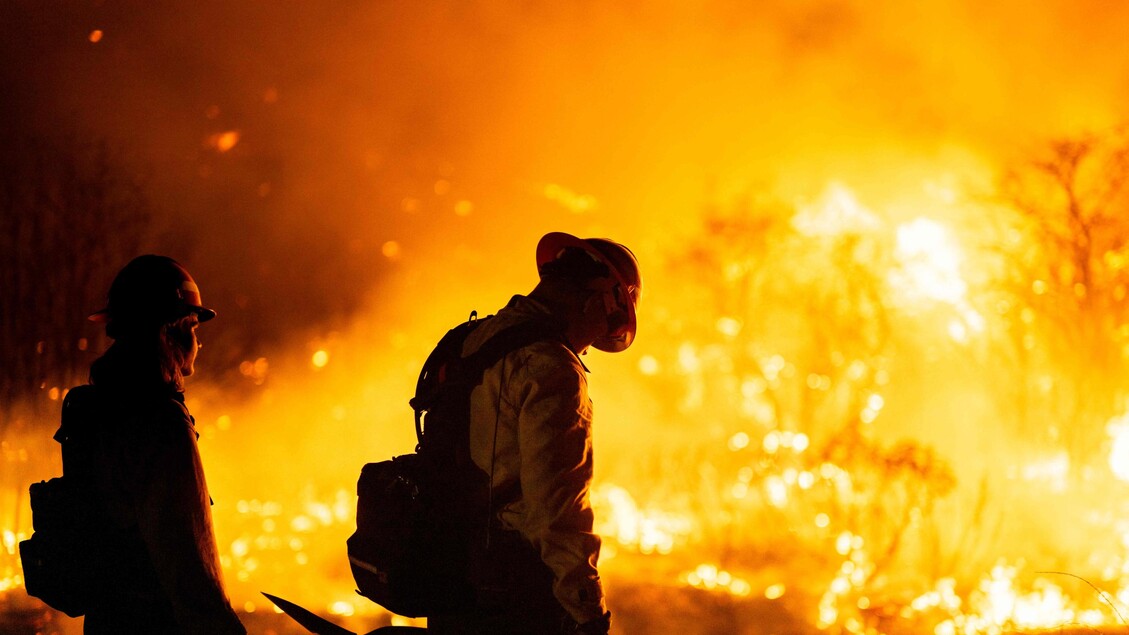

[148,397,194,438]
[59,385,102,441]
[101,391,195,445]
[62,384,99,411]
[154,396,192,423]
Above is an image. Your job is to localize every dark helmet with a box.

[89,255,216,331]
[536,232,641,352]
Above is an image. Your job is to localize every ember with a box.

[4,3,1129,634]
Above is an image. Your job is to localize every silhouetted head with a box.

[89,255,214,391]
[535,232,641,353]
[89,255,215,336]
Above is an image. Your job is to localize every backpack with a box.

[346,312,561,618]
[20,385,107,617]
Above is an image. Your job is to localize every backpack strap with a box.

[465,318,567,545]
[460,317,566,380]
[410,314,565,447]
[410,316,483,445]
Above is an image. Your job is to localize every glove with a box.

[575,611,611,635]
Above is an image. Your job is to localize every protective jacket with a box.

[74,383,245,635]
[463,295,607,625]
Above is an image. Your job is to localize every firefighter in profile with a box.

[75,255,245,634]
[428,232,641,635]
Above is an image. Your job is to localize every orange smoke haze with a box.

[5,0,1129,284]
[7,1,1129,633]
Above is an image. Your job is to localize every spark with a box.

[380,241,402,261]
[763,431,780,454]
[207,130,241,152]
[311,348,329,368]
[240,357,270,384]
[728,431,750,451]
[683,564,753,597]
[637,355,660,375]
[454,200,474,216]
[329,601,355,616]
[716,317,742,337]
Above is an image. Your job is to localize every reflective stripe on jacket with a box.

[464,295,607,624]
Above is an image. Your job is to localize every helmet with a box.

[89,255,216,328]
[536,232,641,352]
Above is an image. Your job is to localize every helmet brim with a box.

[536,231,637,350]
[87,306,217,323]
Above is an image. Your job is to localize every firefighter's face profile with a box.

[170,314,201,377]
[183,323,199,377]
[574,290,611,347]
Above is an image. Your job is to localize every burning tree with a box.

[0,135,151,428]
[616,187,961,632]
[607,158,1129,633]
[988,127,1129,470]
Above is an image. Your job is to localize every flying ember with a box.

[5,3,1129,634]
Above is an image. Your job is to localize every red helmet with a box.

[89,255,216,329]
[536,232,641,352]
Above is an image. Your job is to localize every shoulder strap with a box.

[410,314,564,447]
[460,317,566,380]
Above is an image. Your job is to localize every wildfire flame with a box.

[7,179,1129,635]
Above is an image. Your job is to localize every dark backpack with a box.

[346,312,560,618]
[20,385,107,617]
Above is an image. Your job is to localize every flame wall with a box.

[6,1,1129,633]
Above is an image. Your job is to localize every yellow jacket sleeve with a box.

[511,343,606,624]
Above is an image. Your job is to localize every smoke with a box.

[6,2,1129,337]
[7,0,1129,620]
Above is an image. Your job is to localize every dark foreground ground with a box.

[2,582,814,635]
[6,584,1128,635]
[5,561,1128,635]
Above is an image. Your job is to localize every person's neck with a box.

[529,282,595,354]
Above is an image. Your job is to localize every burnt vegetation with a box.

[612,126,1129,633]
[0,135,152,429]
[989,127,1129,466]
